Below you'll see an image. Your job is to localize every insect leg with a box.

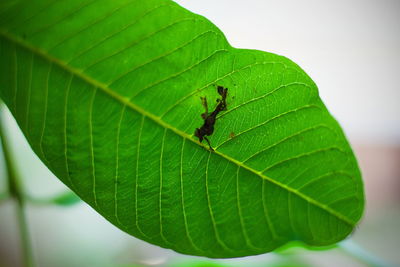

[201,96,208,119]
[203,136,214,151]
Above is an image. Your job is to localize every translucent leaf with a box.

[0,0,364,258]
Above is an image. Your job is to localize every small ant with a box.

[194,86,228,151]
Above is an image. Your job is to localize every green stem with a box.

[0,104,35,267]
[339,239,392,267]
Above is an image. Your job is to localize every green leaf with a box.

[0,0,364,258]
[170,260,231,267]
[27,190,81,206]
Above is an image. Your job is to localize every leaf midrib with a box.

[0,29,356,227]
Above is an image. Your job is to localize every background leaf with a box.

[26,190,81,206]
[0,0,364,258]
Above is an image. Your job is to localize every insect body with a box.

[194,86,228,151]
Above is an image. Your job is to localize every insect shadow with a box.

[194,86,228,151]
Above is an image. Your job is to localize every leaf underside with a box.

[0,0,364,258]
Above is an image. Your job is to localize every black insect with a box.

[194,86,228,151]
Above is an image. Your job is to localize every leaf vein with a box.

[109,30,224,88]
[114,105,126,227]
[262,147,345,173]
[158,128,172,246]
[82,17,198,72]
[66,3,171,64]
[12,43,17,114]
[180,138,205,254]
[205,153,235,253]
[4,0,58,33]
[261,180,279,240]
[0,30,356,227]
[236,166,260,250]
[216,105,321,150]
[39,62,52,164]
[88,87,98,207]
[130,48,228,100]
[48,0,138,52]
[63,73,76,191]
[243,124,332,163]
[135,115,151,239]
[217,81,310,120]
[24,52,34,135]
[29,0,98,38]
[160,61,286,118]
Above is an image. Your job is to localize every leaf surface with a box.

[0,0,364,257]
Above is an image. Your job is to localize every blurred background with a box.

[1,0,399,266]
